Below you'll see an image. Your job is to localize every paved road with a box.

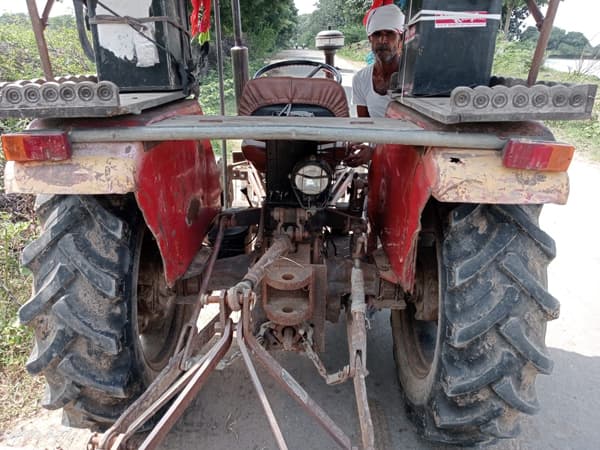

[1,51,599,450]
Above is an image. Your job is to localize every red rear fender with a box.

[368,144,435,292]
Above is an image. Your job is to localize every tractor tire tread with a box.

[395,204,557,445]
[52,294,121,355]
[21,194,140,430]
[25,325,74,375]
[42,380,80,410]
[18,263,75,325]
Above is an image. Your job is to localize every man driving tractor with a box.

[345,3,405,166]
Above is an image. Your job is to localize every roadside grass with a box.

[0,114,42,432]
[0,349,46,434]
[0,211,41,432]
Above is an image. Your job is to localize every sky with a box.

[1,0,598,45]
[295,0,317,15]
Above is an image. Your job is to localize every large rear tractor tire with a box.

[392,204,559,445]
[19,195,187,430]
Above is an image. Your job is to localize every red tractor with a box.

[0,0,595,448]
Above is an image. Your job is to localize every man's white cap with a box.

[366,4,405,36]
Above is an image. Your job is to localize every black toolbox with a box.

[88,0,191,92]
[398,0,502,96]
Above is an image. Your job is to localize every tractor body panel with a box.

[367,102,570,292]
[135,137,221,285]
[5,99,222,286]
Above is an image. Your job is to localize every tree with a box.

[296,0,371,48]
[520,25,539,42]
[213,0,298,55]
[502,0,549,40]
[523,25,593,58]
[561,31,590,49]
[555,31,591,57]
[547,26,566,50]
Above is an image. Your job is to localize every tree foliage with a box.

[0,14,94,82]
[296,0,371,48]
[521,25,596,58]
[501,0,549,40]
[217,0,298,56]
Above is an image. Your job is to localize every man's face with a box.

[369,30,402,63]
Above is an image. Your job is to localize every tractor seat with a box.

[239,77,349,172]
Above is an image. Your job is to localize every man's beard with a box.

[375,45,396,63]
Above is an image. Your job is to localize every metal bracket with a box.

[238,294,355,449]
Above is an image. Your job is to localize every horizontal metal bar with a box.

[67,116,507,150]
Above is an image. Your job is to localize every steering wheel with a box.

[253,59,343,84]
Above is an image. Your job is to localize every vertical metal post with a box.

[324,50,335,67]
[323,49,335,79]
[26,0,54,80]
[231,0,243,45]
[213,0,229,208]
[527,0,560,86]
[231,0,249,112]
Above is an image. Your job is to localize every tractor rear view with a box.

[0,0,596,449]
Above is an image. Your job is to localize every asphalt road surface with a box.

[1,52,599,450]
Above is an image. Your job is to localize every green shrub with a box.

[0,213,35,368]
[0,15,94,82]
[340,24,365,46]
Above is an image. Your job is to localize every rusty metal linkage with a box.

[237,319,289,450]
[347,260,375,450]
[88,318,233,450]
[176,216,227,369]
[96,316,220,449]
[227,234,293,311]
[240,294,354,450]
[138,319,233,450]
[301,334,351,386]
[89,224,377,450]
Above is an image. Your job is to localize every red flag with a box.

[190,0,211,42]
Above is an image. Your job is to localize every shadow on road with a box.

[158,315,600,450]
[0,320,598,450]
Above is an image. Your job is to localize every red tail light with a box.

[1,131,71,162]
[502,139,575,172]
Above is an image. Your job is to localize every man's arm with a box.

[352,69,369,117]
[344,68,375,166]
[344,143,374,166]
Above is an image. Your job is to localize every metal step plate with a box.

[392,80,597,124]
